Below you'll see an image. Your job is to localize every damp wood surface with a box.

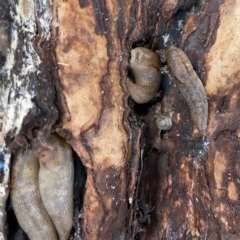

[1,0,240,240]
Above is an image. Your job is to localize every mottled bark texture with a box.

[1,0,240,239]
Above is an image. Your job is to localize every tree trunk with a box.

[1,0,240,239]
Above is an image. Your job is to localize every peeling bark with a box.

[1,0,240,240]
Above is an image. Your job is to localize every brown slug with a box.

[10,148,58,240]
[126,47,161,104]
[38,134,74,240]
[165,45,208,133]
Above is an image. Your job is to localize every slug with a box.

[156,111,174,131]
[10,148,58,240]
[38,134,74,240]
[154,95,174,131]
[165,45,208,133]
[126,47,161,104]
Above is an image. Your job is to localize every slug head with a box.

[130,47,161,69]
[11,148,39,188]
[130,47,160,74]
[165,45,194,84]
[38,134,72,170]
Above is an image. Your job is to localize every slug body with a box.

[39,134,74,240]
[165,45,208,133]
[126,47,161,104]
[10,149,58,240]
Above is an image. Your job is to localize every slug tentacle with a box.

[126,47,161,104]
[39,134,74,240]
[10,148,58,240]
[165,45,208,133]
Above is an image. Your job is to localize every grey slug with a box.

[154,96,174,131]
[165,45,208,133]
[10,148,58,240]
[39,134,74,240]
[156,110,174,131]
[126,47,161,104]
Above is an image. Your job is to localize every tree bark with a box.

[1,0,240,240]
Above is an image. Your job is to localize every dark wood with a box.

[2,0,240,239]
